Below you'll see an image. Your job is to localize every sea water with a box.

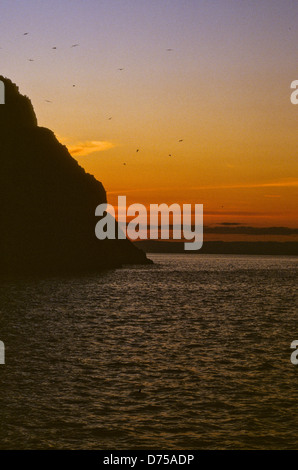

[0,254,297,449]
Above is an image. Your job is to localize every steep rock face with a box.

[0,75,150,275]
[0,76,37,130]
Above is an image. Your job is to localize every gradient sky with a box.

[1,0,297,240]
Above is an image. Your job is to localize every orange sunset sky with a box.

[0,0,297,241]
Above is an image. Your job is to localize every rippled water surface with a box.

[0,254,297,449]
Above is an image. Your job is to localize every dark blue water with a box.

[0,254,297,449]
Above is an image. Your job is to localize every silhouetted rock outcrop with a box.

[0,76,151,275]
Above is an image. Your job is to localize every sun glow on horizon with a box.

[1,0,297,237]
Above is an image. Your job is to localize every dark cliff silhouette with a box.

[0,76,151,275]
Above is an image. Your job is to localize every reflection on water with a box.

[0,254,297,449]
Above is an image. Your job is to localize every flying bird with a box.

[136,149,139,152]
[118,68,124,71]
[28,59,34,62]
[23,33,29,36]
[166,48,173,51]
[71,44,79,48]
[178,139,184,142]
[52,47,57,50]
[45,100,52,103]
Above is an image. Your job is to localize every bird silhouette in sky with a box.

[16,34,186,166]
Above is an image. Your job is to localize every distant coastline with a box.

[134,240,298,256]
